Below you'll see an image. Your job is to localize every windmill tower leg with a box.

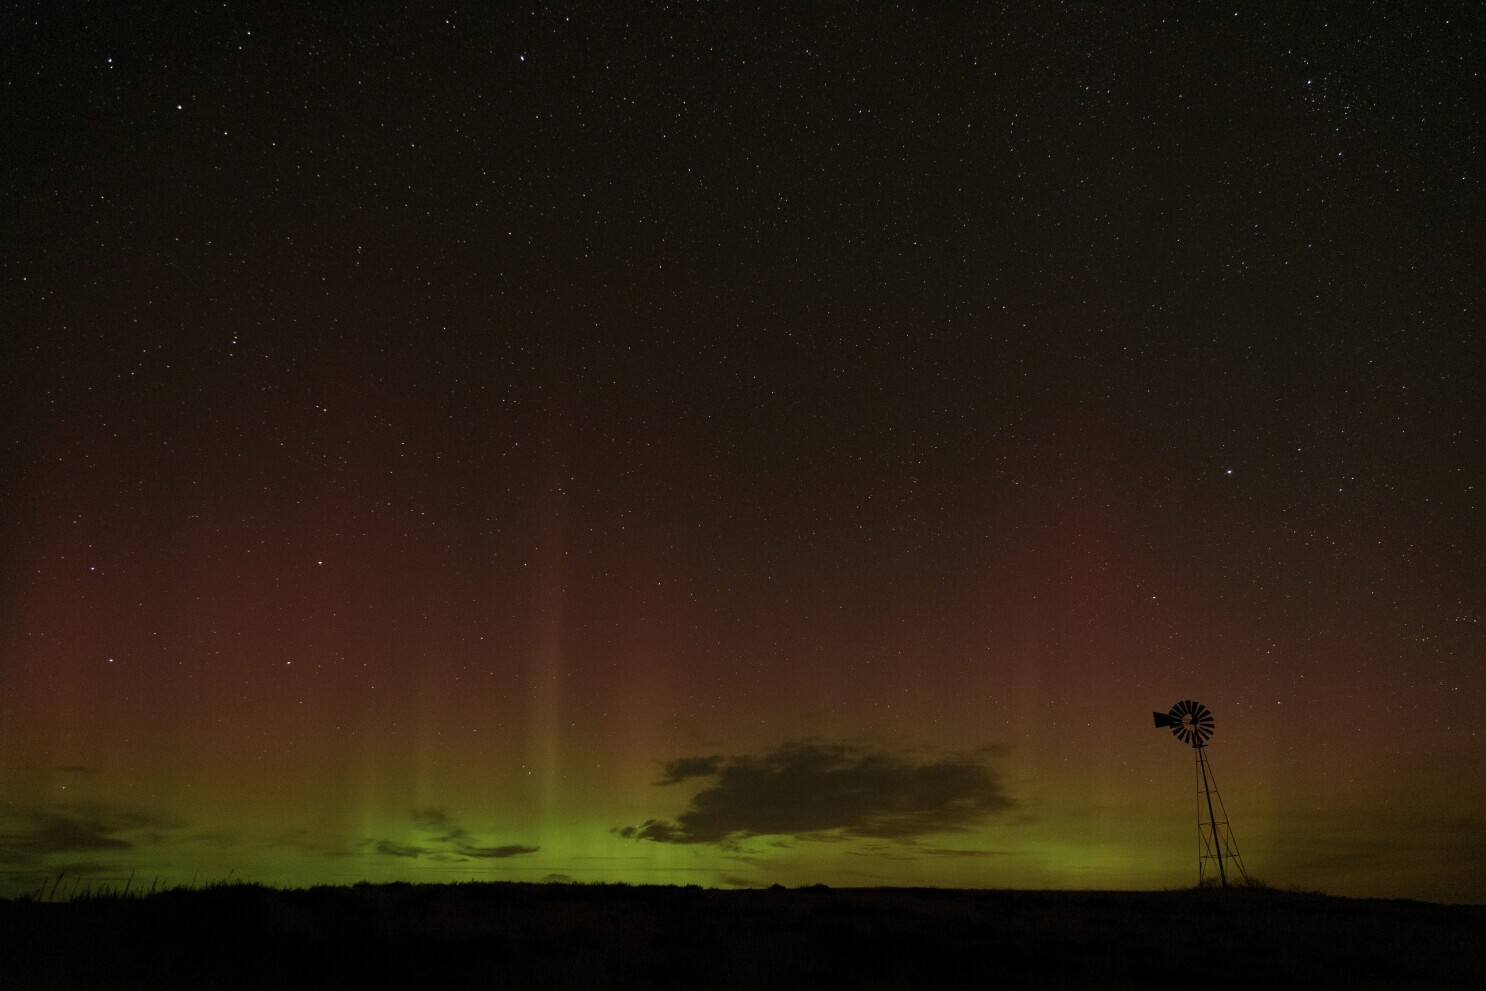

[1196,746,1227,887]
[1191,744,1248,888]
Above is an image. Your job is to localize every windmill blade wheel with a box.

[1167,699,1214,747]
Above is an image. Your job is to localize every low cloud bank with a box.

[617,742,1014,847]
[0,801,186,864]
[365,809,538,861]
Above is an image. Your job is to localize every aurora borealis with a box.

[2,5,1481,903]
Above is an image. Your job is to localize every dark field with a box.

[2,882,1481,990]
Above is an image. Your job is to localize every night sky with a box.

[3,4,1481,903]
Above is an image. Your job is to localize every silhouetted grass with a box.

[1,881,1480,989]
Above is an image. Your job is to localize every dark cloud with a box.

[0,802,186,864]
[657,756,724,785]
[189,830,243,850]
[410,808,469,844]
[614,820,678,842]
[365,809,538,862]
[260,828,355,858]
[462,844,541,859]
[618,743,1015,847]
[36,859,122,877]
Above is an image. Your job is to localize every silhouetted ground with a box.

[2,882,1481,989]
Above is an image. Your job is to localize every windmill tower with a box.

[1153,700,1249,887]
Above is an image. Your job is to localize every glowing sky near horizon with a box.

[2,5,1481,902]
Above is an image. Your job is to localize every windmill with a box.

[1153,700,1249,887]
